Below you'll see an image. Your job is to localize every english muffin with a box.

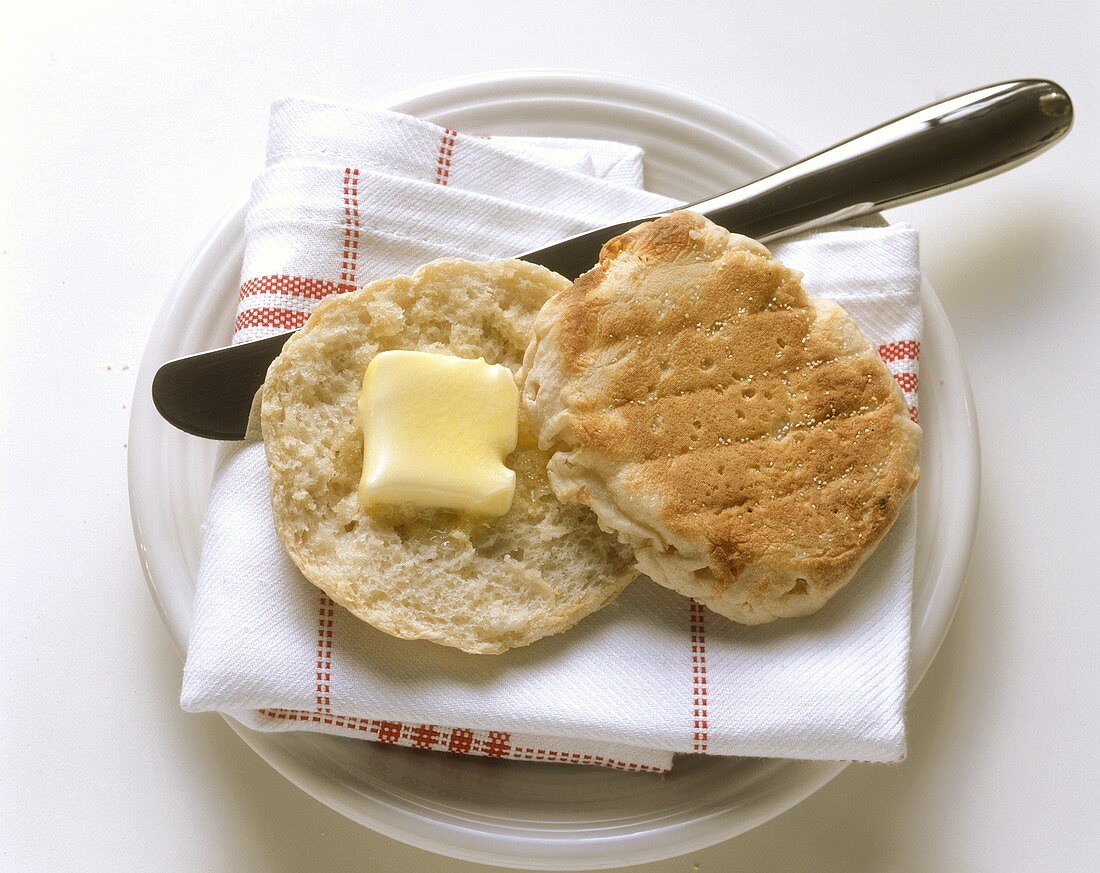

[261,258,636,654]
[522,211,921,624]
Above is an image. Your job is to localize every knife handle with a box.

[694,78,1072,240]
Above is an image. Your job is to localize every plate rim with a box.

[128,68,980,869]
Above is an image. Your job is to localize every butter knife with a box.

[152,79,1072,439]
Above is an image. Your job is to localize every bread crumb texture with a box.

[262,259,636,654]
[522,211,921,624]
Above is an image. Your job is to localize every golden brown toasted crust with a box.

[261,258,636,654]
[522,211,921,623]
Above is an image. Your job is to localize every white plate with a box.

[128,71,980,870]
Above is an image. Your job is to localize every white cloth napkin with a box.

[181,97,922,771]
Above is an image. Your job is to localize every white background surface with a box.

[2,2,1098,871]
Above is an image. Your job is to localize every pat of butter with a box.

[358,350,519,516]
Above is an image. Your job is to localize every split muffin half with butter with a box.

[260,259,636,654]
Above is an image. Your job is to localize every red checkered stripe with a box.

[341,167,361,283]
[315,594,334,715]
[253,709,667,773]
[233,276,351,338]
[689,601,709,754]
[506,746,668,774]
[878,340,920,423]
[434,128,458,185]
[256,710,508,754]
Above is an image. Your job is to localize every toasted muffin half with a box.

[522,211,920,624]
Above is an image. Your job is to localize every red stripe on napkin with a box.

[894,372,918,393]
[341,167,361,285]
[239,275,349,301]
[690,601,709,754]
[254,708,669,773]
[315,595,334,715]
[234,276,350,334]
[434,128,458,186]
[878,340,919,362]
[235,306,312,333]
[878,340,920,423]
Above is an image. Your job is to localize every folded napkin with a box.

[182,97,922,771]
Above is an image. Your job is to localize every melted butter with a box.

[358,350,518,517]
